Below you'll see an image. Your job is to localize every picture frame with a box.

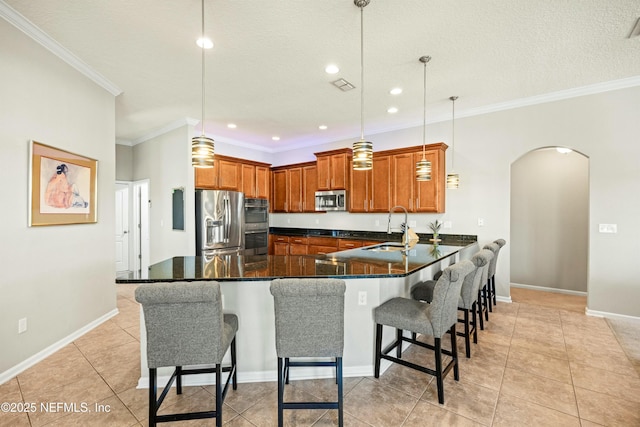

[29,140,98,226]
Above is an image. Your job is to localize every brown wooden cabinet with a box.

[270,162,314,213]
[315,148,351,190]
[289,236,309,255]
[350,143,446,213]
[255,166,270,199]
[350,155,391,213]
[195,154,270,198]
[414,147,445,212]
[302,164,318,212]
[270,234,289,255]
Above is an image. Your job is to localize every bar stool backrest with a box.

[460,250,494,308]
[483,242,500,279]
[270,278,346,358]
[429,260,475,337]
[135,281,226,368]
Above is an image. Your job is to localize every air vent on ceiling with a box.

[331,78,356,92]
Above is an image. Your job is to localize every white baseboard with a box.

[585,308,640,321]
[0,309,119,385]
[511,282,587,296]
[496,295,512,303]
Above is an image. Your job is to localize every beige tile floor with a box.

[2,285,640,426]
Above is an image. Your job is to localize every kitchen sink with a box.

[363,242,406,252]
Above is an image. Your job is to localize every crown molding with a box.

[370,76,640,138]
[132,117,199,145]
[0,0,122,96]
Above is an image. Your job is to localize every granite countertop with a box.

[116,242,469,283]
[269,227,477,246]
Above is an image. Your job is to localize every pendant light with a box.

[415,55,432,181]
[446,96,460,188]
[192,0,215,168]
[352,0,373,171]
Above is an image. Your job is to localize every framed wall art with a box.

[29,140,98,226]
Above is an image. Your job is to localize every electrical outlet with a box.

[375,220,380,227]
[477,218,484,227]
[18,318,27,334]
[409,220,417,227]
[358,291,367,306]
[315,219,319,224]
[443,221,452,229]
[598,224,617,233]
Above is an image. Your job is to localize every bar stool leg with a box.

[450,324,459,380]
[216,365,222,427]
[434,337,444,404]
[374,324,382,378]
[396,328,403,358]
[277,358,284,427]
[149,368,157,427]
[337,357,344,427]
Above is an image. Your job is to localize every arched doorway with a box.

[510,147,589,297]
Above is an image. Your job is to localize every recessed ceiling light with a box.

[227,123,237,129]
[325,64,340,74]
[556,147,572,154]
[272,136,280,141]
[196,37,213,49]
[390,88,402,95]
[387,107,399,114]
[319,125,328,130]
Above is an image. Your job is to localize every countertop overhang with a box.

[117,242,474,283]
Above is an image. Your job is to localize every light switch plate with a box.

[598,224,617,233]
[443,221,452,229]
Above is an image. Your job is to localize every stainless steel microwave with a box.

[315,190,347,211]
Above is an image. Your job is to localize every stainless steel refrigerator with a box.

[195,190,245,256]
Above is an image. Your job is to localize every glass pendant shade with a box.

[192,135,215,168]
[446,173,460,189]
[416,155,432,181]
[353,140,373,170]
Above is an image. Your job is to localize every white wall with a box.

[132,125,196,264]
[511,148,589,292]
[0,19,116,375]
[115,144,133,181]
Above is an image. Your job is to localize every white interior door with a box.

[115,184,130,272]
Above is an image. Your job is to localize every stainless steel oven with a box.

[244,198,268,255]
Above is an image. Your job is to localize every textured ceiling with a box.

[4,0,640,152]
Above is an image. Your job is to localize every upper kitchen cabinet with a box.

[315,148,351,190]
[195,154,270,198]
[414,144,446,212]
[302,164,318,212]
[350,155,391,213]
[349,143,447,213]
[270,162,315,213]
[241,161,271,199]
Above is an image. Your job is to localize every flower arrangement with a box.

[428,220,442,242]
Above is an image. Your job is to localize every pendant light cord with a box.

[422,59,427,158]
[360,5,364,141]
[200,0,206,138]
[450,96,458,170]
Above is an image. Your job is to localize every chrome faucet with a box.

[387,205,410,251]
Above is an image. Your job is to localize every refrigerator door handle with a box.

[223,196,230,243]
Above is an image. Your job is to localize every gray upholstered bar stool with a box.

[270,278,346,427]
[135,281,238,427]
[373,260,475,404]
[485,239,506,310]
[410,250,493,358]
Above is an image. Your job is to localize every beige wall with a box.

[115,144,133,181]
[511,148,589,292]
[0,19,116,376]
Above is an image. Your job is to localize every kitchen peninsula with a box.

[118,236,478,388]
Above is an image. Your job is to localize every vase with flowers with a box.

[428,220,442,243]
